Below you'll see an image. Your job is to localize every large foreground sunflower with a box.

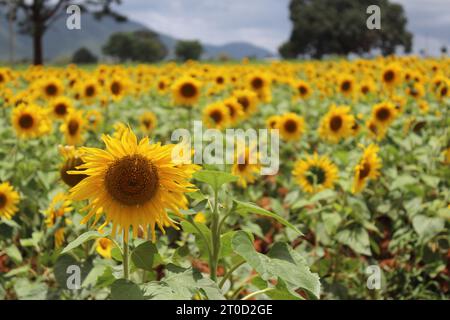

[352,144,382,193]
[69,128,200,242]
[0,182,20,220]
[292,154,338,194]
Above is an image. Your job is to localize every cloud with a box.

[116,0,450,55]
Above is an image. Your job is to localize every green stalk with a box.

[219,260,245,289]
[123,237,129,280]
[210,188,221,281]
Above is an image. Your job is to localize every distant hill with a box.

[0,12,274,62]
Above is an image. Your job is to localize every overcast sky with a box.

[116,0,450,55]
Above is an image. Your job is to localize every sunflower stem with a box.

[122,237,129,280]
[209,188,221,282]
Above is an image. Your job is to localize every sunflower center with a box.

[143,119,152,129]
[341,81,351,92]
[104,155,159,206]
[99,238,110,250]
[0,74,4,83]
[441,87,448,96]
[361,86,369,94]
[19,114,34,129]
[180,83,197,98]
[158,82,165,90]
[226,104,235,117]
[251,78,263,90]
[299,86,307,95]
[359,162,371,180]
[60,157,88,187]
[216,77,224,84]
[210,110,223,124]
[306,166,326,185]
[284,119,298,133]
[237,97,249,111]
[0,193,6,209]
[111,82,121,95]
[383,70,394,82]
[329,115,343,132]
[237,163,247,171]
[55,103,67,116]
[376,107,390,122]
[85,86,95,97]
[68,120,80,136]
[46,84,58,96]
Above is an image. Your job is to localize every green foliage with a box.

[72,47,98,64]
[102,30,167,63]
[175,40,203,61]
[281,0,412,58]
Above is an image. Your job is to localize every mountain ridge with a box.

[0,12,274,62]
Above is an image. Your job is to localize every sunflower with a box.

[140,111,157,134]
[248,73,270,93]
[337,74,355,97]
[352,144,382,193]
[96,238,114,258]
[292,154,338,194]
[68,127,200,242]
[278,112,305,141]
[293,80,312,100]
[417,100,429,114]
[233,89,258,118]
[381,64,401,88]
[108,77,127,102]
[223,97,244,125]
[44,192,73,248]
[203,102,230,129]
[231,145,261,188]
[40,78,64,100]
[318,105,354,143]
[193,212,207,224]
[365,118,386,140]
[79,79,100,103]
[172,76,202,107]
[156,76,170,94]
[406,83,425,100]
[12,103,48,139]
[358,80,376,96]
[0,182,20,220]
[49,96,73,120]
[266,115,281,130]
[59,145,88,188]
[436,81,449,100]
[60,110,85,145]
[371,102,397,130]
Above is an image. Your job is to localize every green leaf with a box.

[391,175,417,189]
[96,266,116,288]
[310,189,336,203]
[194,170,238,191]
[61,231,104,254]
[142,265,224,300]
[13,279,48,300]
[5,244,23,264]
[111,279,144,300]
[219,231,236,258]
[412,215,445,240]
[131,241,159,271]
[234,200,302,235]
[336,226,371,256]
[231,231,320,299]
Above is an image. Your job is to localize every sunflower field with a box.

[0,56,449,300]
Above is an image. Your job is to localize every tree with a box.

[280,0,412,59]
[175,40,203,61]
[0,0,125,65]
[102,30,167,63]
[72,47,98,64]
